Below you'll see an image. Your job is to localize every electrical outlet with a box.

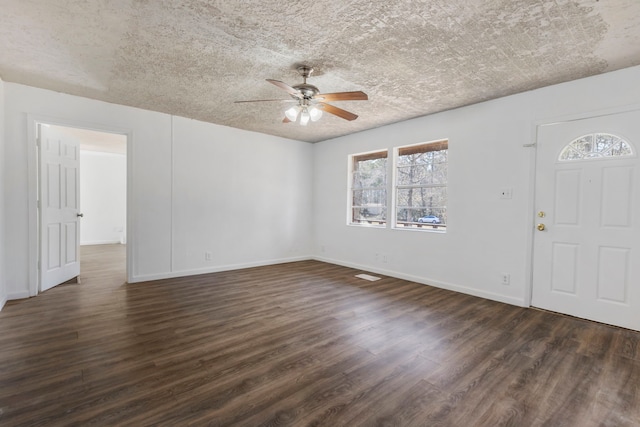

[205,251,213,261]
[501,273,510,285]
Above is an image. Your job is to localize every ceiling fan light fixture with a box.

[309,105,323,122]
[299,108,311,126]
[284,105,300,122]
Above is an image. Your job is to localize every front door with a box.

[532,110,640,331]
[39,125,82,292]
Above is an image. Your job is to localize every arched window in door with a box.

[558,133,634,161]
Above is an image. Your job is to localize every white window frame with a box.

[347,149,388,227]
[392,139,448,232]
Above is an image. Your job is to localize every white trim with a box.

[170,116,175,272]
[81,240,123,246]
[128,255,312,283]
[26,114,133,292]
[346,222,386,229]
[390,146,398,230]
[27,116,38,296]
[131,255,529,308]
[0,295,7,311]
[313,255,527,307]
[523,123,539,308]
[125,128,134,284]
[534,102,640,129]
[80,150,126,157]
[391,225,446,234]
[7,291,30,301]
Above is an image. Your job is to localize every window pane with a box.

[396,187,447,222]
[354,156,386,171]
[397,164,429,186]
[352,189,386,207]
[397,162,448,186]
[353,166,386,189]
[352,207,386,223]
[396,207,446,225]
[559,133,634,161]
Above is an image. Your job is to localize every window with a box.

[559,133,633,161]
[349,150,387,225]
[394,140,448,231]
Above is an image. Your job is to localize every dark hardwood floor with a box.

[1,245,639,426]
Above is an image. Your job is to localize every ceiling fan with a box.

[235,66,368,125]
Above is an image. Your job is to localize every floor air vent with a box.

[355,273,381,282]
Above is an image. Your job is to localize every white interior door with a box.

[39,125,81,292]
[532,110,640,331]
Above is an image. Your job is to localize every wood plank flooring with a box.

[1,244,639,426]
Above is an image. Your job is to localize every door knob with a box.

[537,223,545,231]
[77,213,84,218]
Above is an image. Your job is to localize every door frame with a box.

[27,114,134,296]
[526,103,640,308]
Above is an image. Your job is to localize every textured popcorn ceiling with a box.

[1,0,640,143]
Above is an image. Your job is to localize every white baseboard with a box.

[0,295,7,311]
[7,291,31,301]
[128,255,313,283]
[4,254,524,310]
[313,256,527,308]
[130,255,526,307]
[81,240,122,246]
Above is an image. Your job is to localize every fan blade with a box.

[316,91,368,102]
[234,99,293,103]
[318,103,359,121]
[266,79,301,97]
[283,117,292,123]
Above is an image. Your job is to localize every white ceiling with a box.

[2,0,640,143]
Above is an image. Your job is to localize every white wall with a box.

[0,76,6,310]
[171,116,313,274]
[312,65,640,307]
[3,84,312,299]
[80,151,127,245]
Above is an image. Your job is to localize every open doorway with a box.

[38,124,127,292]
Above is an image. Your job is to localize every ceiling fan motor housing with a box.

[293,83,319,99]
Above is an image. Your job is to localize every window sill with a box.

[348,221,387,228]
[393,223,447,233]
